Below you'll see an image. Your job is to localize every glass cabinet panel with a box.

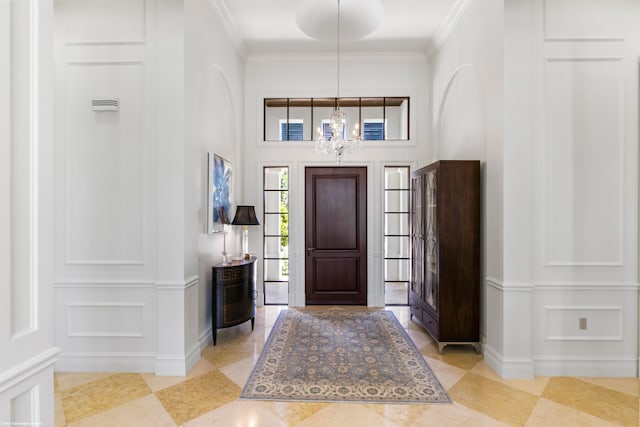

[425,170,437,311]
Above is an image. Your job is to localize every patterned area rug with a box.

[240,310,451,404]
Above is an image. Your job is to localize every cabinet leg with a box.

[213,328,217,346]
[251,317,255,331]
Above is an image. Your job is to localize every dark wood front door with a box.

[305,167,367,305]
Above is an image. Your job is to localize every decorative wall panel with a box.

[9,0,34,336]
[59,0,145,44]
[544,0,623,40]
[64,61,145,265]
[545,58,623,266]
[66,302,145,338]
[545,305,623,341]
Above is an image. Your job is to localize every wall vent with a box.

[92,97,120,112]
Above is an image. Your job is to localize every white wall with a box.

[53,0,162,373]
[433,0,640,378]
[245,53,427,307]
[184,0,246,353]
[52,0,247,375]
[428,0,504,360]
[0,1,58,424]
[517,0,639,377]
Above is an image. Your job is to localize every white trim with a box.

[485,277,534,292]
[427,0,472,56]
[534,282,639,291]
[534,354,637,377]
[483,344,535,379]
[0,348,59,394]
[55,351,155,373]
[248,52,427,66]
[155,343,201,377]
[199,325,213,351]
[206,0,247,58]
[54,280,156,289]
[156,277,199,291]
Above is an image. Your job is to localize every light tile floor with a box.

[55,306,640,427]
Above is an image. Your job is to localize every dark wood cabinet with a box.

[409,160,480,353]
[212,259,257,345]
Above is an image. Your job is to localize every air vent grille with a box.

[92,97,120,112]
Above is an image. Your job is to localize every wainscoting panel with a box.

[545,305,623,341]
[532,285,637,376]
[66,303,145,338]
[54,283,157,372]
[58,0,146,44]
[544,0,624,40]
[544,57,623,266]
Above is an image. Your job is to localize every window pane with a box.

[385,282,408,305]
[385,259,409,281]
[340,99,359,139]
[361,98,383,140]
[385,97,409,140]
[384,166,410,189]
[264,236,287,259]
[264,191,288,213]
[289,98,312,140]
[264,97,409,142]
[385,236,409,258]
[385,190,409,212]
[264,167,288,190]
[264,259,288,281]
[313,98,334,140]
[265,282,288,305]
[264,99,287,141]
[363,121,384,140]
[281,122,303,141]
[385,213,409,235]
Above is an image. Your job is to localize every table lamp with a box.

[231,205,260,259]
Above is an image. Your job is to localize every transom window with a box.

[264,97,409,142]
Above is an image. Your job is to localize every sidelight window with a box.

[263,166,289,305]
[384,166,411,305]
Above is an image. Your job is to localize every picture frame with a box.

[208,153,232,234]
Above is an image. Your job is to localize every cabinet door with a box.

[410,174,425,299]
[425,169,438,311]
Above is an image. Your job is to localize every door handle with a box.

[306,247,316,255]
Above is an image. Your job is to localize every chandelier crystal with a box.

[314,0,362,163]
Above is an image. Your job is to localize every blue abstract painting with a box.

[208,153,232,233]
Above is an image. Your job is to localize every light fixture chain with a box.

[336,0,340,109]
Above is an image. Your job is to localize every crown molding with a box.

[207,0,248,59]
[426,0,471,57]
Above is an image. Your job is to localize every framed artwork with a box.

[208,153,232,233]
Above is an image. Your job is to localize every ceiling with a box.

[217,0,460,54]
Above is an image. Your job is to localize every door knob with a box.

[306,247,316,255]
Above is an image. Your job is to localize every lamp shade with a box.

[231,205,260,226]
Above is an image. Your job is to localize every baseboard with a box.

[55,352,156,373]
[155,343,202,377]
[534,355,638,377]
[483,344,535,379]
[199,325,213,351]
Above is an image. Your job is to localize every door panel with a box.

[305,167,367,305]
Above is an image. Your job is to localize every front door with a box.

[305,167,367,305]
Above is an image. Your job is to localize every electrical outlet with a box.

[579,317,587,330]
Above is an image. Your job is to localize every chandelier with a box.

[314,0,362,163]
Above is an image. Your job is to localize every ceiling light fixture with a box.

[314,0,362,163]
